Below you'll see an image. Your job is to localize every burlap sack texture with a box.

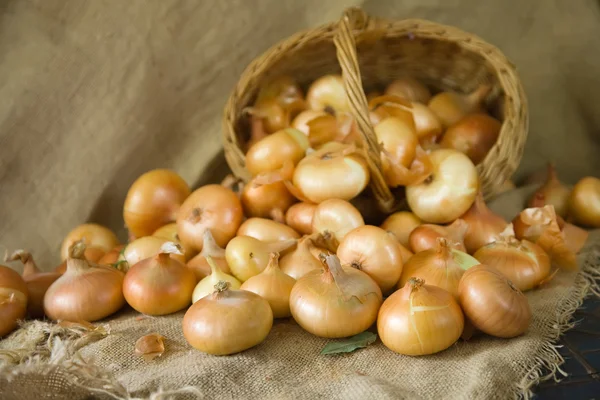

[0,1,599,399]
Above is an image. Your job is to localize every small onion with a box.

[441,114,502,165]
[97,245,126,266]
[225,236,297,282]
[119,237,185,271]
[312,198,364,243]
[459,193,507,253]
[380,211,422,249]
[60,223,119,261]
[458,264,531,338]
[0,264,28,337]
[123,169,191,238]
[378,277,464,356]
[152,223,195,261]
[428,85,491,128]
[527,164,571,218]
[375,117,419,168]
[289,254,382,338]
[187,230,230,280]
[241,253,295,318]
[410,102,443,146]
[192,256,241,303]
[306,75,349,114]
[183,281,273,355]
[280,234,324,280]
[245,128,309,176]
[568,176,600,228]
[409,219,468,253]
[285,202,317,235]
[237,218,300,243]
[385,78,431,104]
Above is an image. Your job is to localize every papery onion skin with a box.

[568,176,600,228]
[441,114,502,165]
[289,255,382,338]
[337,226,404,293]
[460,193,507,253]
[97,245,126,266]
[237,218,300,243]
[285,202,317,235]
[183,282,273,355]
[375,117,418,168]
[177,184,244,252]
[152,223,195,261]
[123,254,196,316]
[458,264,531,338]
[306,75,349,114]
[473,239,551,292]
[0,265,28,337]
[378,277,464,356]
[123,169,191,238]
[406,149,478,224]
[292,110,329,135]
[312,198,364,243]
[410,102,443,145]
[245,128,309,176]
[385,78,431,104]
[60,223,119,261]
[225,236,297,282]
[380,211,422,249]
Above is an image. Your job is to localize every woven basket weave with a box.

[223,7,528,213]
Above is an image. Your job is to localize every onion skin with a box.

[241,179,296,221]
[292,110,329,135]
[0,265,28,337]
[289,255,382,338]
[177,184,244,252]
[458,264,531,338]
[409,219,468,254]
[123,169,191,238]
[60,223,119,261]
[474,238,551,292]
[527,164,571,218]
[568,176,600,228]
[410,102,443,145]
[237,218,300,243]
[152,223,195,261]
[441,114,502,165]
[183,283,273,355]
[378,278,464,356]
[380,211,422,249]
[312,198,364,243]
[460,193,507,253]
[406,149,479,224]
[306,75,349,114]
[245,128,309,176]
[337,226,404,293]
[385,78,431,104]
[285,202,317,235]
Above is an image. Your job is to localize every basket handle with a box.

[334,7,396,213]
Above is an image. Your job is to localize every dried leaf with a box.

[135,333,165,361]
[321,331,377,355]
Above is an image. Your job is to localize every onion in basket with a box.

[440,113,502,165]
[428,85,491,128]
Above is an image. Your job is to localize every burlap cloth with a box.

[1,1,600,399]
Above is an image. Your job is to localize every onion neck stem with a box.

[200,230,225,258]
[5,250,41,277]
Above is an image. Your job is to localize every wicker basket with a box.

[223,7,528,214]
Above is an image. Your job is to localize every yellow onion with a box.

[187,230,230,280]
[152,223,195,260]
[183,281,273,355]
[245,128,309,176]
[291,142,370,203]
[237,218,300,243]
[569,176,600,228]
[241,253,295,318]
[458,264,531,338]
[410,102,443,146]
[409,219,468,253]
[97,245,126,266]
[375,117,419,169]
[527,164,571,218]
[303,112,360,148]
[380,211,422,249]
[312,198,364,243]
[306,75,349,114]
[280,234,325,280]
[289,254,382,338]
[337,226,404,293]
[378,277,464,356]
[119,236,185,271]
[406,149,478,223]
[460,193,507,253]
[292,109,329,135]
[5,250,60,319]
[441,113,502,165]
[398,238,480,299]
[428,85,491,128]
[385,78,431,103]
[44,242,125,322]
[473,226,551,291]
[0,264,28,337]
[123,169,191,238]
[225,236,296,282]
[285,202,317,235]
[241,162,297,221]
[192,256,241,303]
[123,244,196,315]
[60,223,119,261]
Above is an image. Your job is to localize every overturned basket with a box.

[223,7,528,214]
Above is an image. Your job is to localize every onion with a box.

[378,277,464,355]
[291,142,370,203]
[187,230,230,280]
[225,236,296,282]
[460,193,507,253]
[337,226,404,293]
[5,250,60,319]
[285,202,317,235]
[54,245,107,274]
[0,264,28,337]
[312,198,364,243]
[410,102,443,146]
[380,211,422,249]
[176,184,244,252]
[409,219,468,253]
[441,114,502,165]
[292,109,329,135]
[280,234,324,280]
[381,144,433,187]
[248,76,305,134]
[568,176,600,228]
[385,78,431,104]
[60,223,119,261]
[241,253,295,318]
[290,254,382,338]
[398,238,479,299]
[192,256,241,303]
[306,75,349,114]
[527,165,571,218]
[152,223,195,260]
[458,264,531,338]
[237,218,300,243]
[44,242,125,322]
[304,112,360,148]
[123,244,196,315]
[119,236,185,271]
[245,128,309,176]
[97,245,126,266]
[406,149,478,223]
[241,161,297,220]
[123,169,191,238]
[473,226,551,291]
[375,117,419,168]
[183,281,273,355]
[428,85,491,128]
